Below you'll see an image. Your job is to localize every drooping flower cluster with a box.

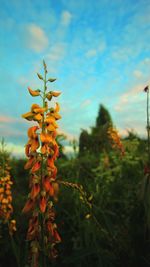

[22,61,61,265]
[0,151,16,236]
[107,127,125,156]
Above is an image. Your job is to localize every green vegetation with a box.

[0,104,150,267]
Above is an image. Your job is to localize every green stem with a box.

[10,235,20,267]
[147,88,150,165]
[40,65,47,267]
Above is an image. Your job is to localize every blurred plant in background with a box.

[0,138,16,236]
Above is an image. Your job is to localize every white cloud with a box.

[46,43,66,62]
[24,23,48,52]
[61,11,72,26]
[81,99,91,107]
[133,70,143,79]
[7,143,25,157]
[98,41,106,53]
[86,40,106,58]
[86,49,97,58]
[114,84,146,112]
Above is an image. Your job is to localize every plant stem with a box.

[10,235,20,267]
[147,88,150,165]
[40,65,47,267]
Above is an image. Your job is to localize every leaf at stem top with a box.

[43,60,47,69]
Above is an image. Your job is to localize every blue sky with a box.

[0,0,150,156]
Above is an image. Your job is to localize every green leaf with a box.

[47,78,56,82]
[37,73,43,80]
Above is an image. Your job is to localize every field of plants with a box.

[0,62,150,267]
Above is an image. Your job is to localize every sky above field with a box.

[0,0,150,156]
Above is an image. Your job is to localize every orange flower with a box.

[108,127,125,156]
[47,221,54,235]
[39,196,46,213]
[24,156,35,170]
[47,103,61,120]
[47,157,55,169]
[28,126,39,138]
[27,215,39,240]
[31,161,41,173]
[22,104,46,123]
[27,126,40,153]
[28,87,40,97]
[25,144,31,157]
[52,167,57,179]
[46,91,61,100]
[51,91,61,97]
[31,104,47,114]
[30,184,40,199]
[22,111,34,121]
[43,176,54,196]
[53,229,61,243]
[40,132,53,154]
[52,144,59,160]
[22,199,35,213]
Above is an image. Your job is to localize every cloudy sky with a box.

[0,0,150,156]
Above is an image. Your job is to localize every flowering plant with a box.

[22,61,61,266]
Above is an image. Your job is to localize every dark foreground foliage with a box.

[0,105,150,267]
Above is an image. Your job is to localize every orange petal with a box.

[30,184,40,199]
[55,103,60,113]
[27,215,38,240]
[33,113,43,121]
[22,199,35,213]
[46,124,56,132]
[47,222,54,235]
[53,113,61,120]
[54,229,61,243]
[40,132,52,143]
[43,176,51,192]
[24,156,35,170]
[31,161,41,173]
[28,126,39,139]
[53,182,59,198]
[45,116,55,124]
[47,157,55,168]
[39,197,46,213]
[53,144,59,160]
[30,138,40,152]
[51,91,61,97]
[33,107,46,113]
[41,144,46,154]
[25,144,31,157]
[31,104,40,111]
[49,183,54,197]
[43,177,54,196]
[28,87,40,97]
[46,92,52,101]
[22,112,33,121]
[52,167,57,179]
